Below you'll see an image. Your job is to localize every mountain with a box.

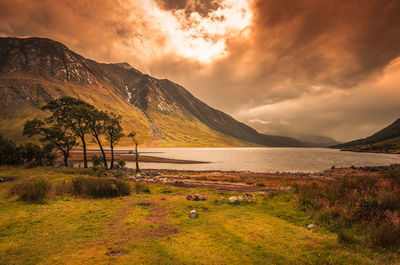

[293,135,341,147]
[0,36,309,147]
[333,118,400,149]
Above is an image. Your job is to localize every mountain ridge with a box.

[333,118,400,149]
[0,36,315,147]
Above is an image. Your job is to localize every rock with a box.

[306,224,317,231]
[189,209,198,218]
[228,196,238,203]
[243,193,255,199]
[258,192,266,196]
[187,194,206,201]
[193,194,201,201]
[237,196,244,202]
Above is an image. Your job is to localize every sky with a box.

[1,0,400,141]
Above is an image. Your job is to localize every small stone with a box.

[306,224,317,231]
[193,194,201,201]
[228,196,238,203]
[189,209,198,218]
[243,193,255,199]
[258,192,266,196]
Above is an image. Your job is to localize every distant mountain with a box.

[0,36,310,147]
[294,135,341,147]
[333,118,400,148]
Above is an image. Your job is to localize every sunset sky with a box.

[1,0,399,141]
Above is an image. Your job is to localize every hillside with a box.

[294,135,341,147]
[333,118,400,150]
[0,37,308,147]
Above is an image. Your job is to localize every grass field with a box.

[0,166,398,265]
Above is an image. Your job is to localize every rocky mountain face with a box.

[0,37,310,147]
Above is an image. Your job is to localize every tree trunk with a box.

[81,136,88,168]
[62,150,68,167]
[95,136,108,168]
[110,145,114,169]
[135,143,140,173]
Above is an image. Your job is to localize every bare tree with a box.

[128,132,140,173]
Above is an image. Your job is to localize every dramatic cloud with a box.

[1,0,399,141]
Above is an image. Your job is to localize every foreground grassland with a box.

[0,167,398,265]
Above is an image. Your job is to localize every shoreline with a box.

[339,148,400,154]
[125,164,399,192]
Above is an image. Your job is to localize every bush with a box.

[117,159,126,168]
[91,155,104,167]
[0,134,22,165]
[72,176,131,198]
[296,175,400,249]
[134,183,150,194]
[10,177,51,202]
[20,142,56,167]
[370,220,400,249]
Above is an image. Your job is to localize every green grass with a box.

[0,166,398,264]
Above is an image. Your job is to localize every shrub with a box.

[10,177,51,202]
[20,142,56,166]
[296,175,400,249]
[370,220,400,249]
[71,176,131,198]
[256,183,266,187]
[91,155,104,167]
[117,159,126,168]
[0,133,22,165]
[134,183,150,194]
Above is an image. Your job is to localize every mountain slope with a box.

[0,36,307,147]
[294,135,341,147]
[333,118,400,148]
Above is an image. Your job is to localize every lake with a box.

[123,147,400,173]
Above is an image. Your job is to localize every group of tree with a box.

[0,134,56,167]
[21,96,138,170]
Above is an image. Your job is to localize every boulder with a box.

[237,196,244,202]
[258,192,266,196]
[186,195,193,201]
[228,196,238,203]
[189,209,198,218]
[306,224,317,231]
